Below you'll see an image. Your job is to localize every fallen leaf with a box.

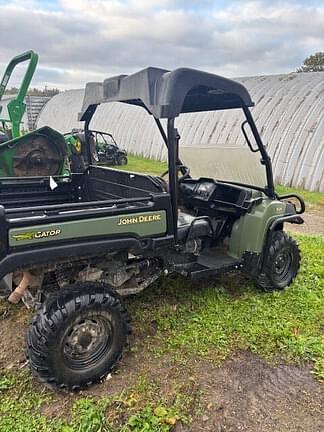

[166,417,176,425]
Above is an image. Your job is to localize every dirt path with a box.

[288,209,324,235]
[189,352,323,432]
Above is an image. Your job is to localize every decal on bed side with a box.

[9,211,167,247]
[12,229,61,242]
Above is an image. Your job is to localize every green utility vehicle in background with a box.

[0,51,67,177]
[64,129,128,172]
[0,66,305,391]
[93,130,128,165]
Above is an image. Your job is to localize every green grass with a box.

[0,235,323,431]
[0,372,60,432]
[0,372,194,432]
[106,154,167,176]
[276,184,324,208]
[129,234,324,377]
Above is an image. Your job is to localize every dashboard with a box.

[196,181,216,199]
[179,178,253,214]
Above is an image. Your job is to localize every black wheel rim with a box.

[62,316,113,370]
[272,248,293,284]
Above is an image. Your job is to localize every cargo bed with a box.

[0,165,173,279]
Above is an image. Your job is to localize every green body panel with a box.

[9,211,167,247]
[0,51,38,138]
[228,198,286,259]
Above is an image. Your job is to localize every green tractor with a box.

[0,51,67,177]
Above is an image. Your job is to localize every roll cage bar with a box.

[90,130,118,147]
[79,67,275,237]
[0,51,38,138]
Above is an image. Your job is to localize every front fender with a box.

[228,199,302,260]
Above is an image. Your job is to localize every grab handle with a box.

[278,193,305,214]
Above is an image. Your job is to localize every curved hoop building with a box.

[37,72,324,192]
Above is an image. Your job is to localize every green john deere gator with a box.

[0,66,305,391]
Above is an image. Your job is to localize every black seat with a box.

[177,211,213,242]
[0,133,8,144]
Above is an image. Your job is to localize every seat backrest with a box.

[0,134,7,144]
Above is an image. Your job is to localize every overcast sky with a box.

[0,0,323,90]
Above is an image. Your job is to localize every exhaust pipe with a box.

[8,272,32,304]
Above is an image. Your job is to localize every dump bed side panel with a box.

[0,165,174,279]
[9,210,167,247]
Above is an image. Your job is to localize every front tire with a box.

[26,282,130,391]
[256,231,301,291]
[118,155,128,165]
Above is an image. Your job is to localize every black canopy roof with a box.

[79,67,254,121]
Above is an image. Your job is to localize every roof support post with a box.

[83,105,97,165]
[242,105,275,198]
[154,118,168,147]
[167,118,178,241]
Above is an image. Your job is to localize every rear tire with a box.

[256,231,300,291]
[26,282,130,391]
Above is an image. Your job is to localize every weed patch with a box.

[129,234,324,376]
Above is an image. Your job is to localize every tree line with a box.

[4,86,60,97]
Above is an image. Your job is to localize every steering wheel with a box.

[161,164,190,182]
